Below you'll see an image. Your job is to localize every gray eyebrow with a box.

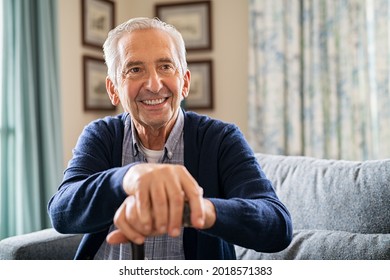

[122,58,176,73]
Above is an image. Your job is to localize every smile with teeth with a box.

[142,98,167,105]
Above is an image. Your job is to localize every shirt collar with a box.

[129,110,184,160]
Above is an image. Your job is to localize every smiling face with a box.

[106,28,190,142]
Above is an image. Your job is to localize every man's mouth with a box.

[141,98,167,106]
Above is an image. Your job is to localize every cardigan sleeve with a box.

[184,113,292,253]
[212,126,292,252]
[47,116,130,234]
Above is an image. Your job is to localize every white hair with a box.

[103,17,187,87]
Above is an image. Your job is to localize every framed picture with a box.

[82,0,115,49]
[83,55,115,111]
[155,1,212,51]
[186,60,213,110]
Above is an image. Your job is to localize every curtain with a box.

[248,0,390,160]
[0,0,62,239]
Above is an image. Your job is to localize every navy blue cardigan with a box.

[48,111,292,259]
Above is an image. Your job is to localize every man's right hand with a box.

[106,164,215,244]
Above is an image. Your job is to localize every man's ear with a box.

[181,70,191,99]
[106,77,120,106]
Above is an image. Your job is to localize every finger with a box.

[202,198,216,229]
[179,169,205,228]
[106,229,133,244]
[115,216,145,244]
[188,190,205,228]
[114,197,145,244]
[166,184,185,237]
[123,164,154,231]
[134,188,153,233]
[149,181,169,234]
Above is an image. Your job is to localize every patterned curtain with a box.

[248,0,390,160]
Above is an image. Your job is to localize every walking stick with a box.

[130,202,191,260]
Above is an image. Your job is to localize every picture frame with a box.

[83,55,115,111]
[155,1,212,51]
[185,60,214,110]
[81,0,115,49]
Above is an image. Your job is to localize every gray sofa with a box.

[1,153,389,260]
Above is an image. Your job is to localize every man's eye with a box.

[162,64,172,69]
[160,64,175,72]
[129,67,141,73]
[123,67,143,78]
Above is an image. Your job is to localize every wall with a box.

[58,0,248,167]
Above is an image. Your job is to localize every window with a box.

[0,1,3,103]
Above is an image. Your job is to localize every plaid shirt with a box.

[94,110,185,260]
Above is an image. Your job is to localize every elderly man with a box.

[48,17,292,260]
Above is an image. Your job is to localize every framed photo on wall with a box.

[186,60,213,110]
[82,0,115,49]
[83,55,115,111]
[155,1,212,51]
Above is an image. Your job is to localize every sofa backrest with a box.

[255,153,390,234]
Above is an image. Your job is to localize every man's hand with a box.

[106,164,216,244]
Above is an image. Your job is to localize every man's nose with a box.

[144,68,163,93]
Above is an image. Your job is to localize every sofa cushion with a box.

[256,153,390,234]
[0,228,82,260]
[235,229,390,260]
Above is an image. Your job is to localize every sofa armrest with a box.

[0,228,82,260]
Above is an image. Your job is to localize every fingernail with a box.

[171,228,180,237]
[134,237,144,244]
[159,226,166,233]
[144,225,151,232]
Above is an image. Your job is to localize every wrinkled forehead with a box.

[117,29,179,65]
